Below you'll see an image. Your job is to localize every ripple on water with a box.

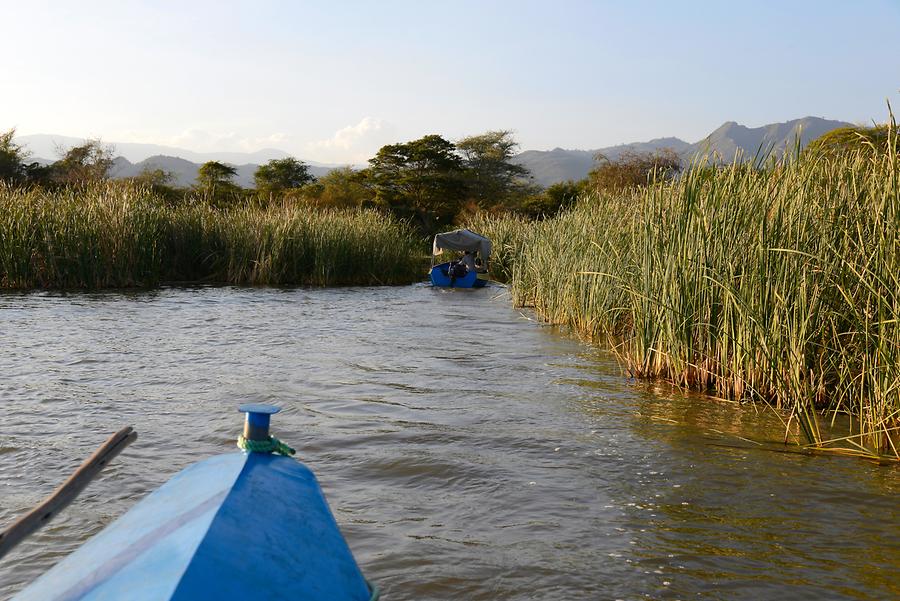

[0,286,898,601]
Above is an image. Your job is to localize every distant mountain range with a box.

[14,133,337,167]
[14,134,341,188]
[14,116,853,188]
[514,116,853,186]
[107,155,334,188]
[513,137,692,186]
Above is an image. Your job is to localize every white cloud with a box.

[305,117,395,164]
[102,121,394,164]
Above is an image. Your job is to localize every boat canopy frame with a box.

[431,229,492,267]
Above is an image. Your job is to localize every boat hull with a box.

[13,452,372,601]
[429,262,486,288]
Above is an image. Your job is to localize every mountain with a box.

[13,134,337,168]
[681,116,852,164]
[513,117,853,187]
[109,155,334,188]
[514,137,691,187]
[15,116,855,189]
[513,148,595,186]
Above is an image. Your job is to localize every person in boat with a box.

[448,258,468,278]
[460,250,477,274]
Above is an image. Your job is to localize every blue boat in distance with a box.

[429,228,491,288]
[13,405,377,601]
[429,261,487,288]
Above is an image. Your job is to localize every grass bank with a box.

[0,184,424,288]
[471,126,900,460]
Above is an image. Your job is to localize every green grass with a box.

[471,122,900,460]
[0,183,425,288]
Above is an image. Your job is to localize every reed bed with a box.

[471,125,900,459]
[0,184,424,288]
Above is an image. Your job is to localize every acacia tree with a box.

[197,161,236,189]
[456,130,531,205]
[197,161,236,188]
[51,140,115,186]
[254,157,314,195]
[368,134,466,227]
[196,161,240,205]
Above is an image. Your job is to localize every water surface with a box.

[1,286,897,600]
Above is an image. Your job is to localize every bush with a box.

[587,148,681,193]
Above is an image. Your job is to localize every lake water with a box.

[1,286,897,600]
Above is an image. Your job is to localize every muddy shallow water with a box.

[1,285,897,600]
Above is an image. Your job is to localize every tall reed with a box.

[0,183,424,288]
[471,123,900,459]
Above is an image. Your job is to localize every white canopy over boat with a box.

[432,228,492,262]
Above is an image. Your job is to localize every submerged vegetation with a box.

[0,183,423,288]
[472,120,900,460]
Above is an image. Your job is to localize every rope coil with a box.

[237,435,296,456]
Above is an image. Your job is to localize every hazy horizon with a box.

[8,114,853,167]
[3,1,898,163]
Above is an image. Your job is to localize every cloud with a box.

[305,117,395,164]
[111,120,394,164]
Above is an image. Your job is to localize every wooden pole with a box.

[0,426,137,561]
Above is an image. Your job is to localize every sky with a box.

[2,0,899,164]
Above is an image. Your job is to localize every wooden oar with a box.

[0,426,137,561]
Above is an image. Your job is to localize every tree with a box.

[128,167,181,204]
[456,130,531,205]
[197,161,237,189]
[132,167,174,188]
[0,128,28,184]
[196,161,240,206]
[254,157,315,195]
[588,148,681,193]
[368,134,466,227]
[304,166,372,208]
[23,161,53,186]
[51,140,115,186]
[519,180,584,218]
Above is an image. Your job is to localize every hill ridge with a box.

[515,116,852,186]
[15,116,854,188]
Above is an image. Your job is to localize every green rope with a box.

[237,435,296,456]
[237,435,377,599]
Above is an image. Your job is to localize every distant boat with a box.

[429,228,491,288]
[12,405,377,601]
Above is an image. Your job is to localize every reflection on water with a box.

[0,286,897,600]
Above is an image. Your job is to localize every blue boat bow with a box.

[14,406,376,601]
